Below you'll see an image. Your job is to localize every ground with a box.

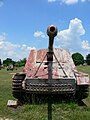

[0,66,90,120]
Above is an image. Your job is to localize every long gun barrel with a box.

[47,25,58,52]
[47,25,58,61]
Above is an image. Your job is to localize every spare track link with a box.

[25,83,75,94]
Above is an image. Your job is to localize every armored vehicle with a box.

[12,25,90,102]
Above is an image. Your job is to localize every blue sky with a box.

[0,0,90,60]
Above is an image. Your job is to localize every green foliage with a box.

[3,58,15,66]
[0,59,1,65]
[77,66,90,78]
[72,53,84,66]
[2,58,27,67]
[86,54,90,65]
[15,58,27,67]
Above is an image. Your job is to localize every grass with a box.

[0,66,90,120]
[77,65,90,76]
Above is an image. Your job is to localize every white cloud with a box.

[81,0,86,2]
[69,18,85,35]
[81,0,90,2]
[0,33,35,60]
[62,0,78,5]
[48,0,90,5]
[48,0,56,2]
[33,18,90,57]
[82,40,90,50]
[56,18,90,57]
[57,18,85,48]
[34,31,46,38]
[0,34,6,41]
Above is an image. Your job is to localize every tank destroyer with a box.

[12,25,90,102]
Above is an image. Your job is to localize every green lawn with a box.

[77,65,90,76]
[0,66,90,120]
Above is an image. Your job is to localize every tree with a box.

[15,58,27,67]
[0,59,1,66]
[86,54,90,65]
[72,53,84,66]
[0,59,1,70]
[20,58,27,66]
[3,58,15,66]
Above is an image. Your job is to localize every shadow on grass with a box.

[17,94,87,106]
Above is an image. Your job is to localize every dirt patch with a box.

[82,99,90,107]
[0,117,13,120]
[9,73,15,75]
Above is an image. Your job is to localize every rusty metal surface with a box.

[23,48,90,85]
